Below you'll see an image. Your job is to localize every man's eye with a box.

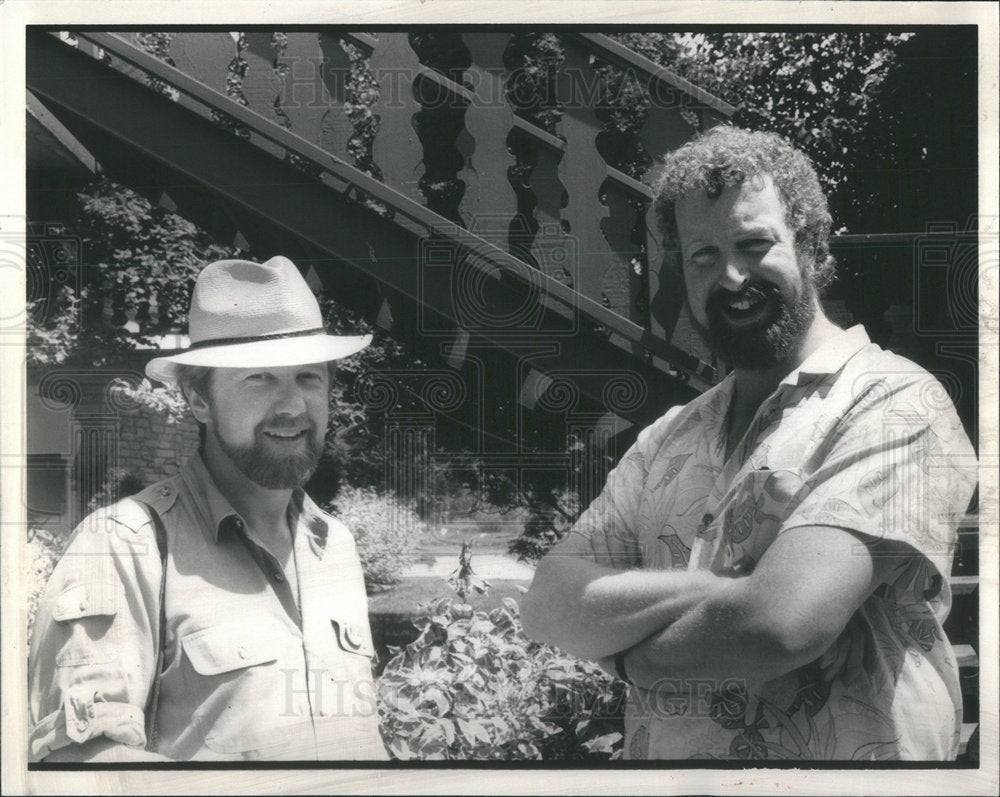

[689,247,717,264]
[244,373,271,383]
[741,238,773,252]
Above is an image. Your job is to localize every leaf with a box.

[439,718,456,747]
[456,717,478,746]
[469,619,496,636]
[393,696,417,715]
[387,737,413,760]
[582,732,623,754]
[466,719,491,744]
[424,687,450,715]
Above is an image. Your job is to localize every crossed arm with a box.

[520,523,891,689]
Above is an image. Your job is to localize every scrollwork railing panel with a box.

[369,35,426,207]
[168,32,239,124]
[554,37,620,319]
[457,32,520,237]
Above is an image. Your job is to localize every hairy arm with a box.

[622,524,892,689]
[520,528,732,660]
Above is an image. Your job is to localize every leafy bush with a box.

[376,595,625,760]
[26,527,67,640]
[108,378,192,425]
[326,487,425,591]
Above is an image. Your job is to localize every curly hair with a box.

[653,126,836,294]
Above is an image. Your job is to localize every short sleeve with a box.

[782,373,977,602]
[556,405,685,569]
[27,502,164,761]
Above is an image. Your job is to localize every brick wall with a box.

[28,364,201,529]
[115,404,201,487]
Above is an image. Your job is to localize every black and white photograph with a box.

[2,1,997,794]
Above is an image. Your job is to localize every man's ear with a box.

[185,384,212,424]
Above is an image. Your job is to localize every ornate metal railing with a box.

[32,30,735,391]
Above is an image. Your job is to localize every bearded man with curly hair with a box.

[522,126,977,760]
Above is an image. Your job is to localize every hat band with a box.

[188,327,328,350]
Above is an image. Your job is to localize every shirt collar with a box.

[179,452,327,550]
[778,324,871,387]
[180,452,244,544]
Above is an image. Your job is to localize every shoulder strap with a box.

[133,499,168,753]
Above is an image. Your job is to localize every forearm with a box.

[521,555,730,660]
[623,577,820,689]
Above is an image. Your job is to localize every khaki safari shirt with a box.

[566,326,977,760]
[28,454,388,761]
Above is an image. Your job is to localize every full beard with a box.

[694,280,816,371]
[212,419,325,490]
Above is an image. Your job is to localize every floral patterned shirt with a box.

[569,325,977,760]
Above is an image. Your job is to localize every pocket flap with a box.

[181,622,279,675]
[331,618,374,658]
[52,583,118,622]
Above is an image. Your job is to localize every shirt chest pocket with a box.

[180,621,295,754]
[693,468,810,572]
[181,623,279,675]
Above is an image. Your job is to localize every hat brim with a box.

[145,333,373,384]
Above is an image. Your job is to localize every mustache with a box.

[255,416,319,435]
[706,281,779,317]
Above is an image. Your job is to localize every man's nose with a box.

[272,380,308,416]
[718,256,749,291]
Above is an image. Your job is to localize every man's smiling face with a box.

[675,175,817,371]
[198,363,330,489]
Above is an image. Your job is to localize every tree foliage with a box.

[27,179,238,366]
[609,30,976,238]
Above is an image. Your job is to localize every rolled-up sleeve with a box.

[27,505,163,761]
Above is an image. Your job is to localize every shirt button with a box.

[237,645,248,659]
[159,486,171,497]
[702,514,714,525]
[76,719,90,733]
[233,518,243,529]
[79,601,87,612]
[272,571,285,583]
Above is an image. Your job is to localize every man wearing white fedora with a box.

[28,256,388,761]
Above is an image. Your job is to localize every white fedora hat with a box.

[145,255,372,384]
